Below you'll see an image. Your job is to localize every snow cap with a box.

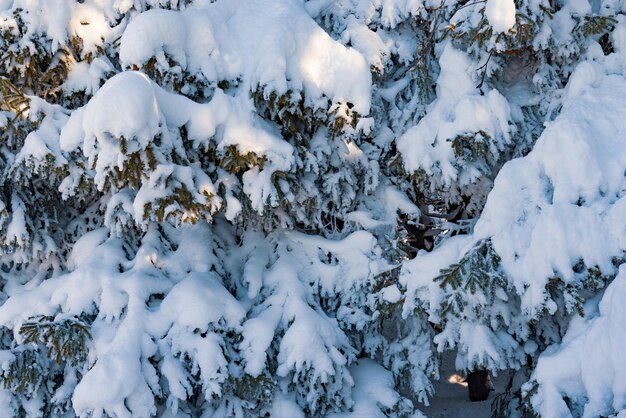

[485,0,516,33]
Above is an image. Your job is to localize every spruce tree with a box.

[0,0,624,417]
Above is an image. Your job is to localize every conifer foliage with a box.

[0,0,625,417]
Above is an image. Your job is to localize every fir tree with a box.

[0,0,624,417]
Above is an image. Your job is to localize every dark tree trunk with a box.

[467,370,490,402]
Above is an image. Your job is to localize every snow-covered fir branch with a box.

[0,0,624,416]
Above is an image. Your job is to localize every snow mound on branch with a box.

[530,265,626,418]
[119,0,372,113]
[59,71,293,214]
[82,71,161,147]
[485,0,516,33]
[61,71,293,168]
[397,44,513,185]
[4,0,120,55]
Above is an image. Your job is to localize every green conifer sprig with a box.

[219,145,266,175]
[574,15,618,37]
[229,374,276,407]
[1,348,45,394]
[435,239,508,318]
[19,315,92,366]
[0,77,29,117]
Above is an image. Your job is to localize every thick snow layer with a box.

[474,62,626,315]
[14,98,70,168]
[485,0,516,33]
[81,71,161,148]
[402,236,475,319]
[64,59,113,96]
[6,0,71,51]
[119,0,372,113]
[530,266,626,418]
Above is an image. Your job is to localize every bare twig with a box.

[476,51,494,91]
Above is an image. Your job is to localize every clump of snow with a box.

[13,98,70,169]
[2,0,123,57]
[8,0,72,51]
[82,71,161,148]
[69,2,115,55]
[485,0,516,33]
[119,0,372,114]
[63,58,113,96]
[345,186,419,230]
[4,195,28,250]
